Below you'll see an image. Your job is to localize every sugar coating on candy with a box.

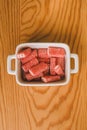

[17,48,31,59]
[22,58,39,72]
[50,58,56,75]
[25,73,43,81]
[55,65,64,76]
[38,48,49,58]
[21,49,37,64]
[57,57,65,70]
[41,75,61,83]
[48,47,66,57]
[29,62,49,76]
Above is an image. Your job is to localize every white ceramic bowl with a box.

[7,43,79,86]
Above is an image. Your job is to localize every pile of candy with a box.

[17,46,66,83]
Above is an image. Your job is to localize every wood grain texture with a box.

[0,0,87,130]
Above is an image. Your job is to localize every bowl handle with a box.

[70,54,79,74]
[7,54,16,75]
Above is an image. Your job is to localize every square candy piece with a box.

[29,62,49,76]
[48,47,66,57]
[57,57,65,70]
[22,58,39,72]
[21,49,38,64]
[50,58,56,75]
[55,65,64,76]
[38,48,49,58]
[17,48,31,59]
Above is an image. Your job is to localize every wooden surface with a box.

[0,0,87,130]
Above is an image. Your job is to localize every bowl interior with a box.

[16,43,70,86]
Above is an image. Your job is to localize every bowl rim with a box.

[15,43,70,86]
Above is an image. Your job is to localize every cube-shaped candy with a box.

[17,48,31,59]
[29,62,49,76]
[50,58,56,75]
[41,75,61,83]
[57,57,65,70]
[22,58,39,72]
[38,48,49,58]
[48,47,65,57]
[55,65,64,76]
[21,49,37,64]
